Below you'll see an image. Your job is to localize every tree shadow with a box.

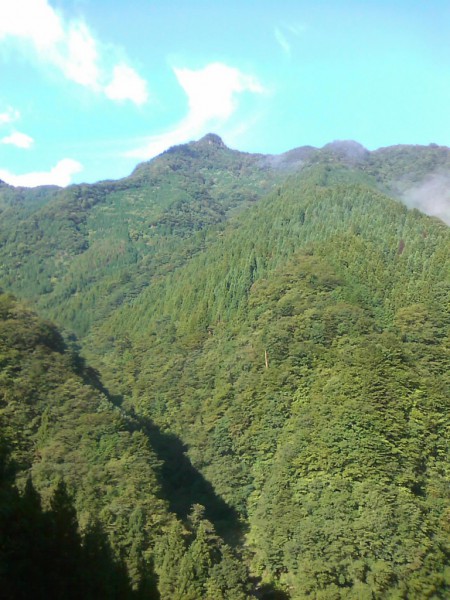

[65,344,242,543]
[251,580,290,599]
[65,339,126,408]
[0,440,154,599]
[139,416,242,544]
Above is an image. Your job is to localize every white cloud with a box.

[0,0,148,104]
[59,22,100,87]
[402,174,450,225]
[127,62,265,159]
[174,63,264,124]
[105,64,149,105]
[0,107,20,126]
[0,0,63,50]
[0,158,82,187]
[1,131,34,148]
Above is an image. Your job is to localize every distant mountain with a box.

[368,143,450,223]
[0,134,287,335]
[0,136,448,598]
[0,136,448,335]
[268,139,450,223]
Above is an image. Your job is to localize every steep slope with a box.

[0,134,281,336]
[0,292,256,598]
[83,165,449,598]
[0,291,169,584]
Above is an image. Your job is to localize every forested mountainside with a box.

[0,136,449,598]
[0,136,448,337]
[0,292,252,598]
[0,134,284,336]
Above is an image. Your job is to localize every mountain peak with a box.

[195,133,226,148]
[322,140,369,162]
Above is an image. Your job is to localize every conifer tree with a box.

[155,520,186,599]
[48,480,83,599]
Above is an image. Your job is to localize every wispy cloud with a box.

[0,107,34,148]
[275,28,291,57]
[0,107,20,125]
[402,174,450,225]
[0,158,82,187]
[0,0,149,105]
[274,23,305,57]
[127,62,265,159]
[1,131,34,148]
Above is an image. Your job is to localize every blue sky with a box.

[0,0,449,186]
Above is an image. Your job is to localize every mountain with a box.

[0,134,286,336]
[0,136,448,336]
[0,136,449,598]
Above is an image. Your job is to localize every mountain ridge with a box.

[3,133,449,187]
[4,133,446,226]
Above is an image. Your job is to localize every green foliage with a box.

[154,505,249,600]
[83,163,447,597]
[0,138,449,598]
[0,446,146,599]
[367,143,450,188]
[0,293,168,587]
[0,135,282,336]
[0,292,252,597]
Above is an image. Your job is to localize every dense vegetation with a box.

[0,452,141,599]
[0,136,449,598]
[0,134,282,336]
[0,292,251,598]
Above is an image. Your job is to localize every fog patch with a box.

[401,173,450,225]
